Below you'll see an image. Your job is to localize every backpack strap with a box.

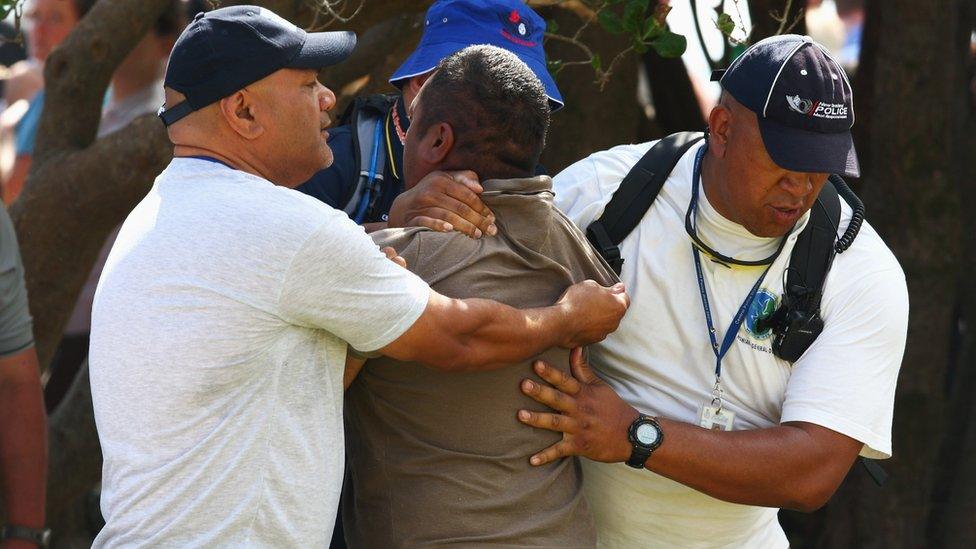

[586,131,704,274]
[340,94,399,221]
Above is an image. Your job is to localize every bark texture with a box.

[781,1,976,546]
[535,6,641,173]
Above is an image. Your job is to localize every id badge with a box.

[699,404,735,431]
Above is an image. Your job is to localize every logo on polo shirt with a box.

[744,289,779,340]
[786,94,849,120]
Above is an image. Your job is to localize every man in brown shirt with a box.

[343,45,618,547]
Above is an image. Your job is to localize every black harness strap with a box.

[586,131,704,274]
[784,180,841,314]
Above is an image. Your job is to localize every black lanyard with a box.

[688,146,780,381]
[685,146,787,267]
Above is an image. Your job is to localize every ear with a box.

[218,90,264,140]
[706,102,732,159]
[418,121,455,165]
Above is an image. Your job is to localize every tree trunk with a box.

[642,49,705,135]
[12,0,173,372]
[782,1,975,546]
[46,362,101,547]
[535,6,641,173]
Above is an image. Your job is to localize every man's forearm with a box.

[642,419,861,512]
[381,282,627,371]
[443,297,571,371]
[387,294,571,372]
[0,348,47,528]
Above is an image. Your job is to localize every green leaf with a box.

[623,1,646,34]
[634,41,649,54]
[651,31,687,58]
[642,18,664,41]
[598,10,625,35]
[546,18,559,34]
[716,13,736,37]
[590,53,603,72]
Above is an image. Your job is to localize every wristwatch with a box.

[1,525,52,548]
[626,414,664,468]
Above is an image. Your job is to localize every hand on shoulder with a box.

[387,170,497,239]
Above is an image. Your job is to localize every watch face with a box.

[635,423,659,446]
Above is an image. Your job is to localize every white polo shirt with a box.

[553,140,908,548]
[90,158,429,547]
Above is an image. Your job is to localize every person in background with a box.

[0,207,49,547]
[1,0,96,203]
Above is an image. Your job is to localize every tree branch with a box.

[11,0,172,370]
[528,0,597,21]
[46,362,101,544]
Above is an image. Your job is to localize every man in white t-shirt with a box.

[89,6,628,547]
[515,35,908,547]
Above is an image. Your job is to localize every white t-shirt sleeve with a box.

[780,260,908,459]
[278,216,431,353]
[552,142,653,229]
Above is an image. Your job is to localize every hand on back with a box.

[387,170,497,239]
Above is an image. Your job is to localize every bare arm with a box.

[0,346,47,531]
[343,353,366,389]
[380,281,629,372]
[517,349,862,512]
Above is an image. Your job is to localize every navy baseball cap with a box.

[389,0,564,111]
[159,5,356,126]
[712,34,859,177]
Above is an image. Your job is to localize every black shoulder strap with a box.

[586,131,704,274]
[785,179,842,314]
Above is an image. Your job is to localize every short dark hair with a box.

[412,45,550,180]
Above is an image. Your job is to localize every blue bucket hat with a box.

[389,0,564,111]
[712,34,859,177]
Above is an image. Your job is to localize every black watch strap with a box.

[2,525,51,548]
[626,446,653,468]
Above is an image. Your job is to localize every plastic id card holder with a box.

[699,404,735,431]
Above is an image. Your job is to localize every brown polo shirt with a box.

[343,176,618,548]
